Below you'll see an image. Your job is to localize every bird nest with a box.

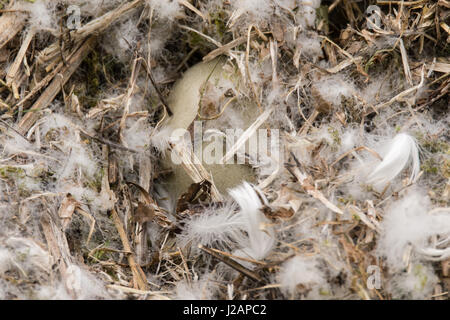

[0,0,449,300]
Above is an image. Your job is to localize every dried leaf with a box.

[348,205,379,232]
[108,154,119,186]
[272,186,302,213]
[133,202,155,224]
[127,181,155,205]
[154,212,173,229]
[311,85,333,114]
[261,205,295,220]
[271,22,285,42]
[58,194,79,229]
[128,181,173,228]
[442,259,450,277]
[286,154,343,215]
[176,180,212,215]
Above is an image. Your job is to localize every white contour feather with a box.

[278,255,326,297]
[377,189,450,270]
[180,203,245,249]
[228,182,274,261]
[367,133,420,186]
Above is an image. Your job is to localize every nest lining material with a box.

[0,0,448,300]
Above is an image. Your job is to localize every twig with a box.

[17,36,97,135]
[79,131,140,153]
[205,246,267,266]
[135,154,152,265]
[179,25,222,47]
[178,0,207,21]
[119,55,141,148]
[198,244,263,282]
[245,25,263,114]
[110,207,149,291]
[40,207,79,299]
[399,38,413,85]
[368,65,425,114]
[221,106,274,163]
[106,284,171,298]
[6,28,36,87]
[140,57,173,116]
[0,119,30,143]
[287,152,344,215]
[32,0,144,68]
[0,6,26,50]
[330,146,383,167]
[203,36,247,62]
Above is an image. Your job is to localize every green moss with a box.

[0,0,9,9]
[337,196,354,205]
[85,52,101,105]
[421,158,439,175]
[188,31,210,50]
[15,249,29,263]
[364,49,400,74]
[101,54,126,82]
[211,10,227,40]
[85,167,103,192]
[442,158,450,178]
[340,95,360,123]
[92,248,107,261]
[319,288,331,296]
[315,5,329,34]
[415,131,450,154]
[327,127,341,151]
[423,139,449,154]
[18,182,32,198]
[413,264,428,291]
[76,51,106,110]
[105,266,119,281]
[0,166,26,179]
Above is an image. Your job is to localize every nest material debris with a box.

[0,0,448,300]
